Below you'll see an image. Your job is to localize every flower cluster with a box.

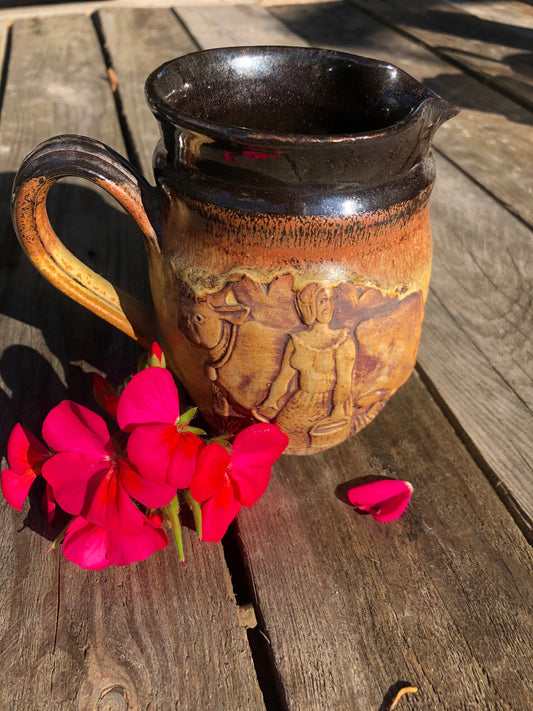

[1,344,288,570]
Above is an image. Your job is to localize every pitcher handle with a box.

[11,134,160,348]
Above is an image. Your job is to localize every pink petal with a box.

[230,424,288,507]
[1,468,36,510]
[120,462,176,509]
[347,479,413,522]
[126,424,201,490]
[42,484,57,524]
[116,367,180,431]
[200,480,242,542]
[126,423,176,482]
[189,442,229,503]
[62,516,110,570]
[62,515,169,570]
[42,452,104,515]
[42,401,111,456]
[7,423,49,475]
[166,431,203,490]
[105,517,169,566]
[128,424,177,484]
[86,467,146,534]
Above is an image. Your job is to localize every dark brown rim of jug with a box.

[145,45,459,147]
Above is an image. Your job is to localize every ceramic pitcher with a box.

[11,46,458,455]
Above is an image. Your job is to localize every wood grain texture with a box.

[96,6,199,179]
[176,3,306,48]
[237,372,533,710]
[266,1,533,531]
[0,14,264,710]
[268,0,533,227]
[0,0,258,23]
[348,0,533,110]
[419,152,533,536]
[0,505,264,710]
[443,0,533,29]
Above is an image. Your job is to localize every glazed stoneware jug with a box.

[12,47,458,455]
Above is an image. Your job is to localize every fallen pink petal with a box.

[347,479,413,522]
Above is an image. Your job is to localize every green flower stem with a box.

[184,490,202,540]
[164,496,185,563]
[45,517,72,554]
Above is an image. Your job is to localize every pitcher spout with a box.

[415,93,460,150]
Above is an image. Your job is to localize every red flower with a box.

[62,513,168,570]
[347,479,413,522]
[41,401,176,533]
[148,341,166,368]
[190,424,288,542]
[1,424,50,510]
[117,367,203,490]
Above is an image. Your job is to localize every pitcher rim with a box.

[145,45,458,147]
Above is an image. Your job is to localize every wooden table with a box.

[0,1,532,708]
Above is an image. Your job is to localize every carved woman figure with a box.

[254,284,356,451]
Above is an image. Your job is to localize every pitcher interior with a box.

[146,47,430,137]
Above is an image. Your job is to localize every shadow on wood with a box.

[0,175,152,434]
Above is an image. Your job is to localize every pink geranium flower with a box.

[1,423,50,510]
[62,513,168,570]
[189,424,288,542]
[347,479,413,522]
[42,400,176,533]
[117,367,203,490]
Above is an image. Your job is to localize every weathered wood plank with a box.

[176,2,305,48]
[348,0,533,110]
[0,14,264,709]
[96,6,198,179]
[0,19,8,67]
[0,0,258,23]
[419,152,533,535]
[268,1,533,228]
[238,372,533,710]
[443,0,533,29]
[267,1,533,532]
